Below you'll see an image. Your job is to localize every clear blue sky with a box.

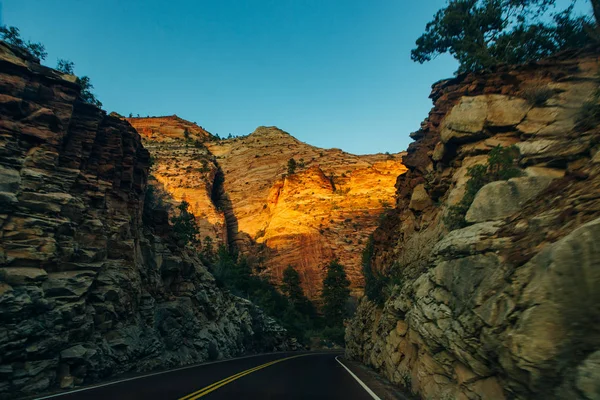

[2,0,591,154]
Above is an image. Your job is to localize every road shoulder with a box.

[337,356,417,400]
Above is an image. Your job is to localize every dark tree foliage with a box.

[412,0,595,73]
[321,260,351,328]
[55,60,103,107]
[287,158,297,175]
[201,235,215,263]
[0,25,47,60]
[207,246,319,344]
[77,76,103,107]
[362,235,388,305]
[56,59,75,75]
[170,200,200,247]
[282,265,317,319]
[282,266,304,302]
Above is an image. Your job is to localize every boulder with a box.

[440,96,487,143]
[60,345,87,361]
[441,95,530,144]
[409,184,433,211]
[432,221,503,258]
[486,95,530,127]
[465,176,554,223]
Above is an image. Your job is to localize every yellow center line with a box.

[178,359,281,400]
[178,354,310,400]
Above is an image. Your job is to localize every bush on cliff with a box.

[362,235,405,306]
[576,76,600,131]
[0,25,47,60]
[76,76,103,107]
[412,0,595,73]
[56,60,102,107]
[56,59,75,75]
[362,235,388,306]
[287,158,297,175]
[2,26,103,107]
[444,145,522,230]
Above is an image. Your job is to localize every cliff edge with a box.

[0,42,295,398]
[346,46,600,400]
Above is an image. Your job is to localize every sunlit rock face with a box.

[126,116,227,246]
[0,43,295,398]
[346,46,600,400]
[127,119,407,299]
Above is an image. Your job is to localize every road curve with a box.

[35,352,378,400]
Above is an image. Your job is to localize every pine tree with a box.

[287,158,297,175]
[321,259,351,327]
[282,265,303,302]
[170,200,200,246]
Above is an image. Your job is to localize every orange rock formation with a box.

[126,118,407,298]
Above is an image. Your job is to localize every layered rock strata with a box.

[127,119,407,299]
[0,42,294,398]
[346,47,600,400]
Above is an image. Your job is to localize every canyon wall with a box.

[127,119,407,299]
[0,43,295,398]
[346,47,600,400]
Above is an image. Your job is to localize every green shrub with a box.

[77,76,102,107]
[522,85,555,106]
[443,145,522,230]
[56,59,74,75]
[487,145,522,181]
[0,26,47,60]
[576,100,600,132]
[287,158,297,175]
[362,235,386,305]
[321,326,345,345]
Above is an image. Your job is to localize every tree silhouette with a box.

[412,0,594,73]
[321,260,351,327]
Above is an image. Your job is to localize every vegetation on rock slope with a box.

[412,0,597,73]
[1,25,102,106]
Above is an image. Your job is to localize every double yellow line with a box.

[178,354,309,400]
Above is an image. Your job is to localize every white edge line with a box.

[34,351,340,400]
[335,356,382,400]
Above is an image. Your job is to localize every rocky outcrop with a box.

[126,119,407,299]
[346,47,600,400]
[0,42,295,398]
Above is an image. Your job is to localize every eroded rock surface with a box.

[0,42,295,398]
[346,47,600,399]
[127,119,407,298]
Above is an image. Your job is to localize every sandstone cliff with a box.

[0,42,295,398]
[346,47,600,400]
[126,119,407,299]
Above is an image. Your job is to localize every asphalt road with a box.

[36,352,377,400]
